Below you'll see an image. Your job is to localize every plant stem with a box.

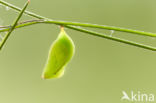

[0,20,156,51]
[0,0,155,51]
[44,20,156,37]
[66,26,156,51]
[0,0,30,50]
[0,0,156,37]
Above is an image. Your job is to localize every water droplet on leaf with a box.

[42,27,75,79]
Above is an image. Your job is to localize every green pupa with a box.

[42,27,75,79]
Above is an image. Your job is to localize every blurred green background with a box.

[0,0,156,103]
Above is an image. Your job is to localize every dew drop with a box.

[110,30,114,36]
[5,6,10,11]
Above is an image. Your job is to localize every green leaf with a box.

[42,27,75,79]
